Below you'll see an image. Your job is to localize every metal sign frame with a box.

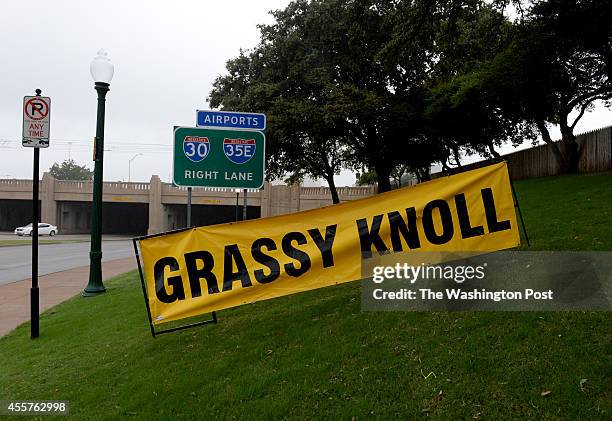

[132,230,219,338]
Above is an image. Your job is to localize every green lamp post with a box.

[83,49,114,297]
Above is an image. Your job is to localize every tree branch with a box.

[570,95,609,130]
[567,85,612,110]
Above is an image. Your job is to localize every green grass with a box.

[513,171,612,251]
[0,239,87,248]
[0,172,611,420]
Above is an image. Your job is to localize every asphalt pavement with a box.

[0,239,135,285]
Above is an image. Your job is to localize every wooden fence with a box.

[505,125,612,179]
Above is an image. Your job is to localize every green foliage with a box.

[48,159,93,181]
[209,0,441,193]
[355,170,377,186]
[477,0,612,172]
[209,0,612,188]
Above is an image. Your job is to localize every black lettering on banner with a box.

[357,215,389,258]
[282,232,312,277]
[454,193,485,238]
[481,188,511,232]
[223,244,253,291]
[184,250,219,296]
[154,257,185,303]
[252,238,281,284]
[388,208,421,251]
[307,224,337,268]
[422,200,454,245]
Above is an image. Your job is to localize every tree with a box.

[355,170,378,186]
[425,69,537,166]
[48,159,93,180]
[486,0,612,173]
[210,0,443,194]
[210,0,359,202]
[413,1,537,168]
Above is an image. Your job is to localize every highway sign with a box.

[196,110,266,131]
[173,126,265,189]
[22,96,51,148]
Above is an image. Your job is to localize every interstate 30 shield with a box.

[223,138,256,164]
[183,136,210,162]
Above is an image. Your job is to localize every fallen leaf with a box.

[580,379,588,392]
[541,390,552,397]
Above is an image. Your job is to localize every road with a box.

[0,240,135,285]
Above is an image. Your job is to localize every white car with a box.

[14,223,59,237]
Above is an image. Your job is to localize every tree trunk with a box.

[374,162,392,193]
[324,175,340,204]
[559,123,579,173]
[487,142,501,158]
[536,120,572,174]
[418,167,431,182]
[451,144,462,167]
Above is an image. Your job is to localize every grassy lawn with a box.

[513,171,612,251]
[0,172,611,419]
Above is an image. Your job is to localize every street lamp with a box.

[83,49,114,297]
[128,153,143,182]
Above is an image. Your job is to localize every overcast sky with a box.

[1,0,610,186]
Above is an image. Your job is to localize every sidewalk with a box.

[0,258,136,337]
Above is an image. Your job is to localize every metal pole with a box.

[510,180,530,247]
[235,191,239,221]
[31,92,40,337]
[83,82,109,296]
[242,188,247,221]
[187,187,192,227]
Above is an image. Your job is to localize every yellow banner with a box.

[138,162,519,325]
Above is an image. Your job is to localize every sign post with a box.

[243,189,247,221]
[23,89,50,339]
[193,110,266,222]
[187,187,192,227]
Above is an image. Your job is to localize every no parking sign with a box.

[22,96,51,148]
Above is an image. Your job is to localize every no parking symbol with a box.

[22,96,51,148]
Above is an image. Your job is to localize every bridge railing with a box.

[104,181,150,192]
[54,180,150,193]
[55,180,91,192]
[0,179,36,190]
[161,183,261,196]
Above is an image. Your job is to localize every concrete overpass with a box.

[0,175,376,235]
